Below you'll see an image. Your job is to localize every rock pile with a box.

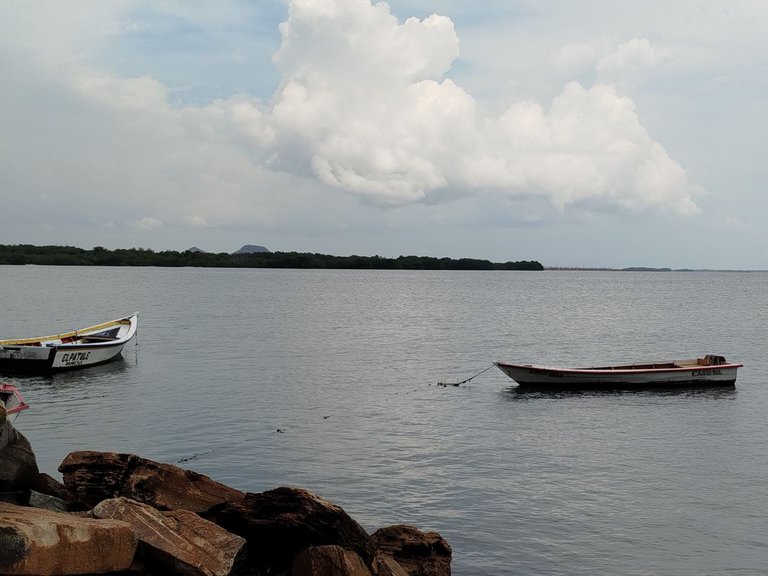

[0,412,451,576]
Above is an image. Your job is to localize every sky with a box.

[2,0,767,269]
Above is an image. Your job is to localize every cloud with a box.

[132,217,163,230]
[184,215,210,228]
[466,81,699,214]
[265,1,462,204]
[243,0,698,213]
[597,38,673,84]
[1,0,700,238]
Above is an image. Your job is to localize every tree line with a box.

[0,244,543,270]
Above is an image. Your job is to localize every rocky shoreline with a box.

[0,403,451,576]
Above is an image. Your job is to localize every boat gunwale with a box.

[0,313,138,347]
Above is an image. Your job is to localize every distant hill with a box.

[233,244,271,254]
[186,247,205,253]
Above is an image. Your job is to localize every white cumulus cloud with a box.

[229,0,697,213]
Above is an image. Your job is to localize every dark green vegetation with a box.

[0,244,543,270]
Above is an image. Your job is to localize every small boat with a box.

[0,384,29,424]
[0,313,138,374]
[495,354,742,390]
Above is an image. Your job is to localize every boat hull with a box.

[0,314,137,375]
[495,361,741,390]
[0,342,129,374]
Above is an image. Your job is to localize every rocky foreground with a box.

[0,404,451,576]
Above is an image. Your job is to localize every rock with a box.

[203,487,376,576]
[0,408,14,452]
[58,451,133,505]
[0,501,137,575]
[30,472,68,500]
[371,525,452,576]
[28,490,69,513]
[292,545,372,576]
[59,451,245,512]
[94,497,248,576]
[0,490,28,506]
[372,555,410,576]
[0,429,39,493]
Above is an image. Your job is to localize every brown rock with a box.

[94,497,247,576]
[0,429,39,493]
[29,472,68,500]
[372,525,452,576]
[372,555,410,576]
[203,487,376,576]
[58,451,245,511]
[0,501,137,575]
[292,545,372,576]
[58,451,134,505]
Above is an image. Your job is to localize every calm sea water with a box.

[2,266,767,575]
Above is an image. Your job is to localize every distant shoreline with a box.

[545,267,766,272]
[0,245,762,272]
[0,244,543,271]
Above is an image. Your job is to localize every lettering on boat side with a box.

[692,369,722,377]
[529,368,563,378]
[61,351,91,366]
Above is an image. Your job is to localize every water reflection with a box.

[1,356,134,390]
[502,385,738,401]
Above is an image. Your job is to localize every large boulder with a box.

[0,501,137,575]
[59,451,245,512]
[94,497,248,576]
[0,427,39,494]
[371,525,452,576]
[203,487,376,576]
[292,545,372,576]
[1,417,61,508]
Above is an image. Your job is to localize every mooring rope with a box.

[438,363,495,387]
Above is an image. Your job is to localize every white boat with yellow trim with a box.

[0,313,138,374]
[495,354,742,390]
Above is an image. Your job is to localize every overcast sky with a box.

[2,0,766,269]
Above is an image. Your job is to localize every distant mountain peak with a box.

[186,246,205,253]
[234,244,271,254]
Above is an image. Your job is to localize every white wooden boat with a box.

[0,384,29,424]
[495,354,742,390]
[0,313,138,374]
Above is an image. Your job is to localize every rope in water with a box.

[438,363,495,386]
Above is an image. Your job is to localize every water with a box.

[2,266,767,575]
